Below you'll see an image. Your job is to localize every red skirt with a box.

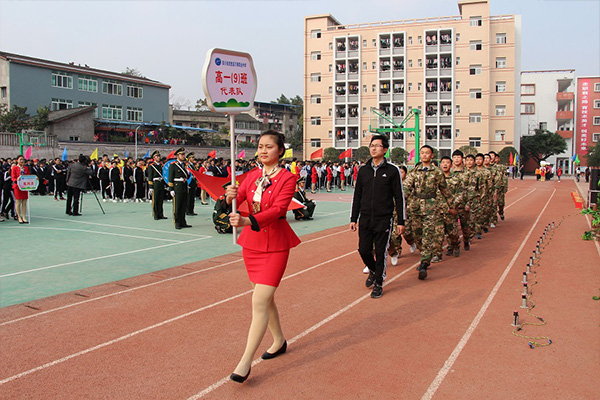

[242,248,290,287]
[13,186,28,200]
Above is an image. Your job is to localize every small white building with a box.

[519,69,575,173]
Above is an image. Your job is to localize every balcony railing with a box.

[556,92,574,101]
[556,110,574,120]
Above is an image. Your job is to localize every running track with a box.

[1,179,598,399]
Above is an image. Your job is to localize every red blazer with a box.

[326,166,333,180]
[236,168,301,252]
[311,167,318,180]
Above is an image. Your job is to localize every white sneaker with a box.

[363,266,369,274]
[490,223,496,228]
[410,243,417,253]
[102,199,107,203]
[391,255,398,266]
[112,199,117,203]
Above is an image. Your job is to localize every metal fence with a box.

[0,131,58,148]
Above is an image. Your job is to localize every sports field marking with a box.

[188,258,423,399]
[313,210,350,217]
[31,215,206,238]
[0,229,347,326]
[421,188,556,400]
[0,237,210,279]
[2,226,183,243]
[503,188,535,209]
[0,250,357,386]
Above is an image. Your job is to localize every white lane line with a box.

[31,215,207,238]
[504,188,535,209]
[421,188,556,400]
[0,229,348,326]
[2,226,183,243]
[0,250,357,386]
[188,258,422,399]
[0,237,210,278]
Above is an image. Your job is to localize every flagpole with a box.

[230,114,237,244]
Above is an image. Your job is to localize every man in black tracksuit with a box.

[350,135,406,298]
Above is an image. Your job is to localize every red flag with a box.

[207,150,216,158]
[166,150,176,159]
[509,152,514,165]
[339,149,352,159]
[189,168,254,201]
[310,148,323,159]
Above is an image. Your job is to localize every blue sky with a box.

[1,0,598,107]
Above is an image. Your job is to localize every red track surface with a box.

[1,179,598,399]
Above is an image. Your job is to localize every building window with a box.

[51,71,73,89]
[311,138,321,147]
[51,98,73,111]
[329,86,332,94]
[469,137,481,147]
[68,136,80,142]
[418,36,422,44]
[539,122,547,130]
[594,83,600,92]
[495,130,506,141]
[102,104,123,120]
[363,85,367,93]
[418,59,422,67]
[372,62,376,70]
[456,105,460,114]
[593,133,600,142]
[0,86,6,98]
[496,33,507,44]
[363,62,367,70]
[102,80,122,96]
[521,103,535,114]
[329,64,332,72]
[469,113,482,123]
[126,107,143,122]
[127,83,143,98]
[594,99,600,109]
[310,95,321,104]
[470,40,482,51]
[363,39,367,47]
[328,108,332,116]
[408,59,413,68]
[310,117,321,126]
[521,84,535,95]
[372,39,377,47]
[496,81,506,92]
[456,81,460,90]
[456,33,460,42]
[496,57,507,68]
[311,51,321,61]
[417,82,422,91]
[408,82,412,91]
[310,73,321,82]
[456,129,460,137]
[593,116,600,125]
[363,107,367,115]
[78,75,97,92]
[78,101,98,117]
[456,57,460,65]
[470,89,482,99]
[495,105,506,116]
[469,65,482,75]
[328,130,332,138]
[372,84,376,92]
[408,37,412,44]
[311,29,321,39]
[470,16,482,26]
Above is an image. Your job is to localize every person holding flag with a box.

[147,151,167,220]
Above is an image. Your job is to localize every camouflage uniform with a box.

[468,166,486,237]
[488,165,502,225]
[403,162,451,263]
[435,172,462,256]
[478,166,493,230]
[450,167,474,247]
[387,207,403,258]
[495,163,508,218]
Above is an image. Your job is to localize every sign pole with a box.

[230,113,237,243]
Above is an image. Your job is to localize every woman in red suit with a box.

[225,130,300,383]
[326,162,333,192]
[11,155,30,223]
[311,162,318,194]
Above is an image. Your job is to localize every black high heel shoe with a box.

[230,367,251,383]
[261,340,287,360]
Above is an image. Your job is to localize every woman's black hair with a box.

[259,130,286,159]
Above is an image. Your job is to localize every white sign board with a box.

[202,48,257,114]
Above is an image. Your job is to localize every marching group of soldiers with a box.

[394,146,508,280]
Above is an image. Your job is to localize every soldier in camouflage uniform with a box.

[451,150,474,250]
[468,154,486,240]
[477,154,493,233]
[491,152,508,221]
[439,156,462,258]
[484,153,501,227]
[403,145,453,280]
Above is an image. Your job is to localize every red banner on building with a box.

[577,78,591,156]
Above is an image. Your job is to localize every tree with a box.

[355,146,370,162]
[122,67,145,78]
[274,94,290,104]
[323,147,342,162]
[0,104,30,133]
[30,106,50,131]
[586,143,600,167]
[195,98,209,111]
[520,129,567,165]
[458,145,478,156]
[390,147,408,164]
[498,146,518,165]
